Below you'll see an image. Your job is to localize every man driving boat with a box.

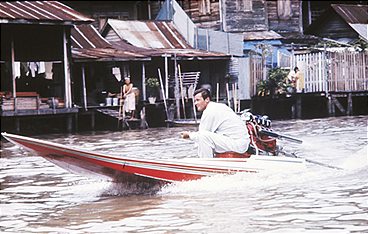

[181,88,250,158]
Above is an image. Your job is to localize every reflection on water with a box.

[1,116,367,233]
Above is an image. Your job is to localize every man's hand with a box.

[180,131,190,139]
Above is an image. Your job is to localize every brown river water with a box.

[1,116,367,233]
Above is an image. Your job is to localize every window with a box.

[277,0,292,19]
[236,0,253,12]
[198,0,211,15]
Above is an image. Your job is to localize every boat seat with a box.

[214,151,251,158]
[214,144,260,158]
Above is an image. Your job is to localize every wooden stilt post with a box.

[66,115,73,133]
[347,92,353,116]
[296,95,302,119]
[328,95,335,117]
[15,118,20,133]
[226,83,230,107]
[174,54,180,118]
[81,64,88,111]
[91,111,95,130]
[178,64,186,119]
[74,113,78,132]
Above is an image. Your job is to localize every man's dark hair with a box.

[294,67,299,72]
[194,88,211,100]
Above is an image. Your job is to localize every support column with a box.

[63,28,72,108]
[347,92,353,116]
[74,113,78,132]
[66,115,73,133]
[296,95,302,119]
[164,54,169,99]
[10,37,17,112]
[142,62,146,100]
[15,118,20,133]
[91,111,95,130]
[328,95,335,117]
[174,54,180,118]
[81,64,88,111]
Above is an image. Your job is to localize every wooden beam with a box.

[81,64,88,111]
[10,36,17,112]
[142,62,146,100]
[63,28,72,108]
[347,92,353,116]
[331,96,345,113]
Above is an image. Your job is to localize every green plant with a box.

[257,67,289,96]
[146,77,160,88]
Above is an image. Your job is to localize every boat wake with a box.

[159,169,315,195]
[339,145,368,170]
[101,181,166,196]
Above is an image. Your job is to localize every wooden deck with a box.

[96,108,147,130]
[0,107,79,117]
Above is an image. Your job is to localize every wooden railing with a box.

[328,51,367,92]
[294,50,367,93]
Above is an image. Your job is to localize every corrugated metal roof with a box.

[71,25,111,49]
[0,1,93,24]
[332,4,368,41]
[103,19,229,59]
[144,48,230,60]
[331,4,368,24]
[243,30,283,41]
[71,24,150,62]
[72,48,150,62]
[350,24,367,41]
[105,19,191,49]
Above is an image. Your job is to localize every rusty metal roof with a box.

[0,1,93,25]
[104,19,191,49]
[243,30,283,41]
[102,19,229,59]
[332,4,368,41]
[71,25,111,49]
[72,47,150,62]
[144,48,231,60]
[71,24,150,62]
[331,4,368,24]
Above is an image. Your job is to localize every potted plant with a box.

[146,77,160,104]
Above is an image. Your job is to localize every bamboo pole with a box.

[226,83,230,107]
[178,64,186,119]
[232,83,236,111]
[174,54,180,118]
[192,84,198,123]
[158,68,169,119]
[119,85,125,120]
[81,65,88,111]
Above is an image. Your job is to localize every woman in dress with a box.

[122,77,136,119]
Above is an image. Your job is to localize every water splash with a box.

[340,146,368,170]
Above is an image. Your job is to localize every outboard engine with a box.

[215,110,279,158]
[240,110,277,155]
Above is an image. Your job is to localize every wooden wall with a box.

[182,0,221,30]
[311,14,358,41]
[182,0,304,34]
[222,0,268,32]
[266,0,302,36]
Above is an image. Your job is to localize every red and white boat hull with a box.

[1,133,305,184]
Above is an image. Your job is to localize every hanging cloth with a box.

[112,67,121,82]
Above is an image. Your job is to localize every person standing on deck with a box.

[287,67,303,93]
[122,76,136,119]
[180,88,250,158]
